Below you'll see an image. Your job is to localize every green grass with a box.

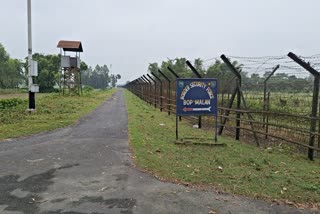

[125,90,320,208]
[0,89,116,140]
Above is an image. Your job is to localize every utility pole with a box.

[27,0,35,110]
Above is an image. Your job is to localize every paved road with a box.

[0,89,317,214]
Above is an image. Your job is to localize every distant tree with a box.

[110,75,116,87]
[80,61,88,71]
[0,43,24,88]
[110,74,122,87]
[148,63,159,74]
[0,43,9,62]
[193,58,204,76]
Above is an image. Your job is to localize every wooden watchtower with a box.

[57,40,83,95]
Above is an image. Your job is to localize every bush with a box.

[83,85,94,93]
[0,98,25,110]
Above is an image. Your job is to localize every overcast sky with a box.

[1,0,319,84]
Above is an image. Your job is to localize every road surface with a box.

[0,89,317,214]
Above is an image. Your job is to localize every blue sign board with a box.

[176,78,218,116]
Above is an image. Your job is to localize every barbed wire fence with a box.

[126,52,320,160]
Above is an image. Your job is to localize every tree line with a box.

[148,58,312,93]
[0,43,121,92]
[81,64,121,89]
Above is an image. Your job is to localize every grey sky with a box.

[1,0,319,84]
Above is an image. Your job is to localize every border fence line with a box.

[126,52,320,160]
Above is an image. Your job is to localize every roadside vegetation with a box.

[125,90,320,209]
[0,89,116,140]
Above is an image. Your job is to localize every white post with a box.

[27,0,35,109]
[28,0,32,89]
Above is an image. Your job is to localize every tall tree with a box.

[110,74,122,87]
[0,43,24,88]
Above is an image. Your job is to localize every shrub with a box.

[0,98,25,110]
[83,85,94,93]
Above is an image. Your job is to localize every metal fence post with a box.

[147,74,157,108]
[151,72,163,111]
[263,65,280,139]
[168,67,181,120]
[220,55,259,146]
[158,69,171,115]
[140,76,149,103]
[142,75,152,105]
[288,52,320,160]
[137,79,143,97]
[221,55,242,140]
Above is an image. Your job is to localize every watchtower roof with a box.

[57,40,83,52]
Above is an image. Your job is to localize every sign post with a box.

[176,78,218,142]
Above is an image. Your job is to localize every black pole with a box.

[29,91,35,109]
[221,54,242,140]
[236,83,241,140]
[158,69,171,115]
[263,65,280,111]
[135,78,141,97]
[147,74,157,108]
[141,75,151,104]
[288,52,319,160]
[167,67,181,120]
[139,78,146,100]
[265,91,271,139]
[143,75,152,105]
[167,66,180,78]
[151,72,163,111]
[140,77,149,103]
[186,60,202,78]
[263,65,279,138]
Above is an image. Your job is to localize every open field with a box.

[125,90,320,208]
[240,92,313,114]
[0,89,116,140]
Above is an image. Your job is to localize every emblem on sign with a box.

[178,81,184,88]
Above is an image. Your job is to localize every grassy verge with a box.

[0,89,116,140]
[125,90,320,208]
